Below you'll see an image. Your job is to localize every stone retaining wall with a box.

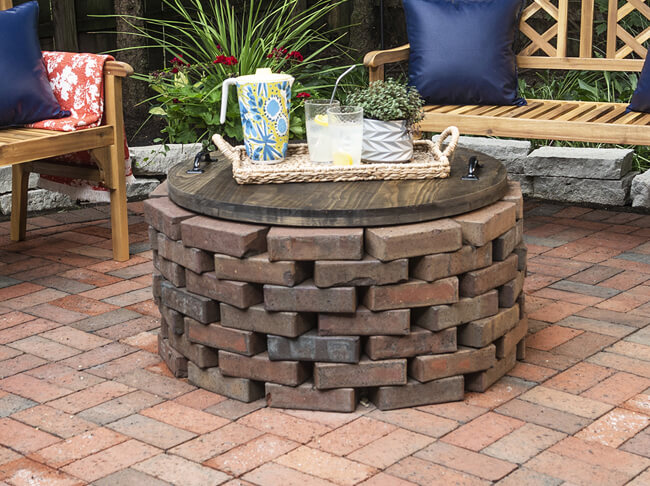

[146,181,528,412]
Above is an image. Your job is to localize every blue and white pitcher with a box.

[220,68,294,164]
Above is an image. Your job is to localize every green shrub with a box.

[117,0,352,146]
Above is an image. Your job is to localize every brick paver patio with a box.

[0,199,649,485]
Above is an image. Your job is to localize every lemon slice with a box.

[314,114,328,127]
[333,151,354,166]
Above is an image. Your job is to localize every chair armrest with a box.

[105,61,134,78]
[363,44,410,68]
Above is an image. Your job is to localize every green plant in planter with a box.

[117,0,351,147]
[346,78,425,163]
[346,78,425,128]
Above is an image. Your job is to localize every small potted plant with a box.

[347,78,425,163]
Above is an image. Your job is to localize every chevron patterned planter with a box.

[362,119,414,163]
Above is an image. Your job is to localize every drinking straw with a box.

[330,65,357,104]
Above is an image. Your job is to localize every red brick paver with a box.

[0,200,649,485]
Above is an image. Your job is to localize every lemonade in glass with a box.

[305,99,340,163]
[327,105,364,166]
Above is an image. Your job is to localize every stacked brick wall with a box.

[146,181,527,412]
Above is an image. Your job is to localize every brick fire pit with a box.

[146,149,527,412]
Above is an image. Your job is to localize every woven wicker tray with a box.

[212,126,459,185]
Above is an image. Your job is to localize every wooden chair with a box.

[0,0,133,261]
[364,0,650,145]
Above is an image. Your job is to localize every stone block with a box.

[188,362,264,403]
[268,331,360,363]
[161,282,219,324]
[453,201,517,247]
[264,280,356,313]
[532,172,637,206]
[126,177,160,199]
[414,290,499,332]
[149,227,159,250]
[370,376,464,411]
[265,381,357,412]
[499,271,525,308]
[458,305,520,348]
[152,272,163,300]
[525,146,633,179]
[143,197,194,240]
[631,169,650,208]
[314,357,407,389]
[149,180,168,198]
[218,351,310,386]
[364,277,458,311]
[153,253,185,287]
[181,215,268,257]
[517,336,526,360]
[411,244,492,282]
[159,315,169,338]
[157,233,214,274]
[508,173,534,196]
[314,256,408,288]
[186,270,263,309]
[465,350,517,392]
[493,220,523,261]
[267,227,364,261]
[365,219,462,261]
[131,143,203,175]
[432,135,531,174]
[495,317,528,359]
[220,303,314,338]
[513,243,527,272]
[158,335,188,378]
[185,317,266,356]
[0,188,74,215]
[366,327,456,359]
[518,293,526,319]
[160,304,184,335]
[459,254,518,297]
[168,331,219,368]
[501,181,524,219]
[318,307,410,336]
[409,345,496,382]
[214,252,309,287]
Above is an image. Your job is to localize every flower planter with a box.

[362,119,413,163]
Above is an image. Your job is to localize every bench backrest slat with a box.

[517,0,649,72]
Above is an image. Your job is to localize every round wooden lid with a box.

[167,147,508,227]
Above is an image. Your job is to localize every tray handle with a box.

[432,126,460,161]
[213,134,241,161]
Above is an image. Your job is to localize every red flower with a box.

[296,92,311,99]
[286,51,303,62]
[268,47,289,60]
[214,55,238,66]
[216,44,222,51]
[170,54,189,66]
[171,66,179,74]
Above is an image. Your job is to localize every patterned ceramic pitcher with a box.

[220,68,294,164]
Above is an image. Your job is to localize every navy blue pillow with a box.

[404,0,526,106]
[0,1,69,127]
[628,56,650,112]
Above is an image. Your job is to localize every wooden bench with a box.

[364,0,650,146]
[0,0,132,261]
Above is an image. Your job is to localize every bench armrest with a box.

[105,61,134,78]
[363,44,410,82]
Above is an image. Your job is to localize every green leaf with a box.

[149,106,167,116]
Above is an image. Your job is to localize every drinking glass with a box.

[305,99,340,163]
[327,105,364,166]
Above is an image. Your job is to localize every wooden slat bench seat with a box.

[364,0,650,146]
[0,0,133,261]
